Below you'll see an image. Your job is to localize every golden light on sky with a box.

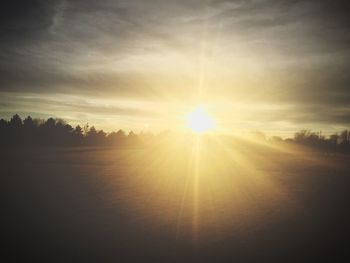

[0,0,349,136]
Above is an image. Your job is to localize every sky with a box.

[1,0,350,136]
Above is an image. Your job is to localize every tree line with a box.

[0,114,349,153]
[0,114,140,147]
[287,129,350,153]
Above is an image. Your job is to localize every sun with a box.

[187,106,214,133]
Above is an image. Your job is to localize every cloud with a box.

[0,0,350,130]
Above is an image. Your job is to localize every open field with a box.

[3,139,350,262]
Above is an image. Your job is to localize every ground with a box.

[2,140,350,262]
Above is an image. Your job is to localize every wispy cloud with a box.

[1,0,349,132]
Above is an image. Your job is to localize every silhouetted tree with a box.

[108,129,126,146]
[329,134,339,145]
[85,126,108,146]
[126,131,141,146]
[10,114,22,129]
[9,114,23,145]
[0,114,349,153]
[83,123,89,136]
[294,130,320,145]
[0,118,9,146]
[340,130,350,144]
[22,116,37,146]
[73,125,84,145]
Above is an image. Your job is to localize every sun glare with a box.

[187,106,214,133]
